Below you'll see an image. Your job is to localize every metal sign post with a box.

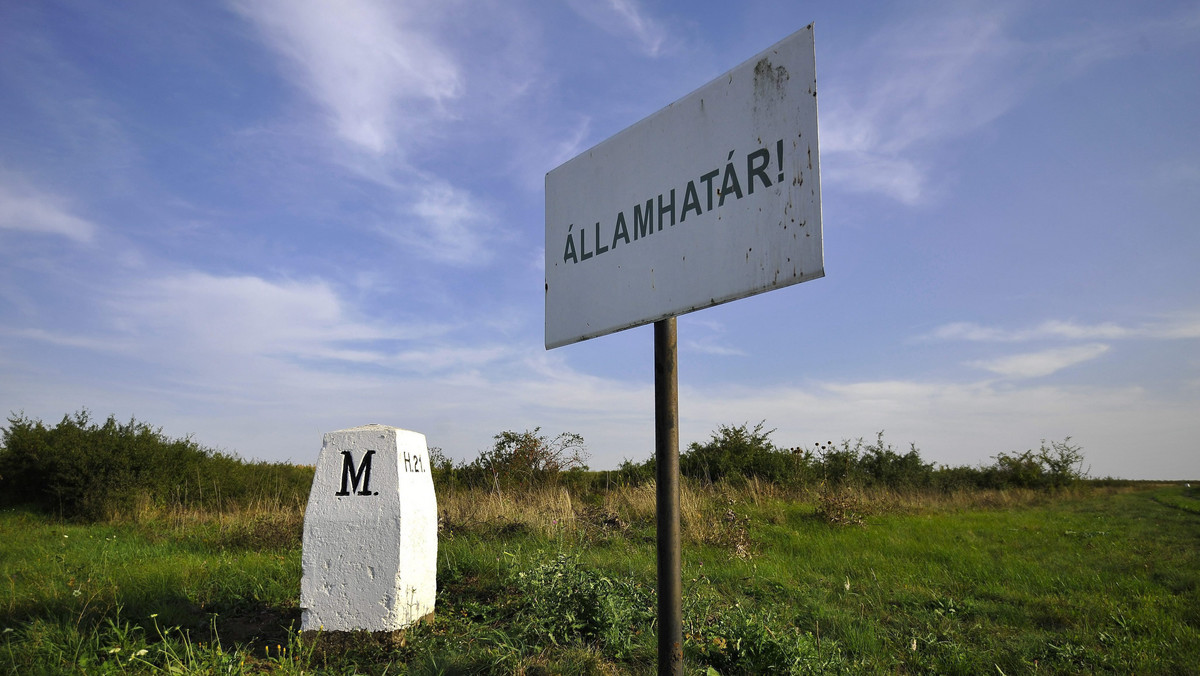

[544,24,823,674]
[654,317,682,674]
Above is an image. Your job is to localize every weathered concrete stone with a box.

[300,425,437,633]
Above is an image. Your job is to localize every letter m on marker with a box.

[335,450,376,496]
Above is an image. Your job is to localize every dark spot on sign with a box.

[753,58,789,99]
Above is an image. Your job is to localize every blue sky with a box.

[2,0,1197,479]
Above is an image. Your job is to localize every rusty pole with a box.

[654,317,682,675]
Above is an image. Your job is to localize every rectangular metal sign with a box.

[545,24,823,349]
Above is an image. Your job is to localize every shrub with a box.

[0,410,311,521]
[814,440,859,486]
[460,428,589,491]
[988,449,1047,488]
[510,554,655,656]
[611,456,656,487]
[856,433,934,489]
[1038,437,1088,488]
[681,422,810,486]
[685,601,847,673]
[815,486,866,527]
[676,424,1088,495]
[931,464,989,492]
[977,438,1088,490]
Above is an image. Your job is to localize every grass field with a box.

[2,482,1198,674]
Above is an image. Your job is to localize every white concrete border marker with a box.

[301,425,437,633]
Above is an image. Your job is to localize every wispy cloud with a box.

[230,0,462,156]
[604,0,668,56]
[822,8,1022,203]
[230,0,519,268]
[927,317,1200,342]
[4,328,123,352]
[0,176,98,243]
[1149,159,1200,192]
[390,181,497,266]
[567,0,669,57]
[515,114,592,191]
[968,343,1110,379]
[109,272,432,363]
[821,4,1200,204]
[680,317,747,357]
[683,340,747,357]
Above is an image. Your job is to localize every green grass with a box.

[2,484,1198,674]
[1154,483,1200,515]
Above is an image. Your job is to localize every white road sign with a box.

[545,24,823,349]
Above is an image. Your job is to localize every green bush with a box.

[0,411,312,521]
[451,428,589,491]
[856,433,935,488]
[681,422,810,486]
[611,456,656,487]
[1037,437,1088,488]
[685,601,848,673]
[509,553,655,657]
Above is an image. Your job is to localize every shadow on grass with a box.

[2,590,301,658]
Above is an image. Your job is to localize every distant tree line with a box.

[0,411,312,521]
[432,422,1089,494]
[1,411,1090,522]
[606,422,1089,492]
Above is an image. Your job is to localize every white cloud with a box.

[231,0,462,156]
[821,4,1200,204]
[604,0,667,56]
[90,271,530,386]
[517,114,592,191]
[927,317,1200,342]
[230,0,518,268]
[0,178,98,243]
[822,154,925,205]
[1150,160,1200,190]
[683,340,747,357]
[821,9,1022,203]
[390,345,511,373]
[390,181,497,266]
[679,317,747,356]
[4,328,123,352]
[109,272,436,364]
[567,0,669,57]
[968,343,1110,379]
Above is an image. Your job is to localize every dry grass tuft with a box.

[438,485,577,536]
[815,485,867,527]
